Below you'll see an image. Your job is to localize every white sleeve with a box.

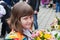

[0,5,6,15]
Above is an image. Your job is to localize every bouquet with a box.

[31,30,55,40]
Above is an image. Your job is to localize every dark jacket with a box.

[3,0,19,6]
[29,0,40,12]
[56,0,60,3]
[53,0,56,4]
[3,0,12,6]
[25,0,40,12]
[0,2,11,23]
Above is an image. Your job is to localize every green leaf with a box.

[56,16,60,25]
[47,29,50,32]
[58,36,60,40]
[54,33,58,38]
[34,37,37,40]
[58,20,60,25]
[41,35,45,40]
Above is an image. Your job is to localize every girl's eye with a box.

[30,16,33,19]
[24,17,28,20]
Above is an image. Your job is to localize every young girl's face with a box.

[20,15,33,29]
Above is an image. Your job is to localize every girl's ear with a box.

[18,17,21,24]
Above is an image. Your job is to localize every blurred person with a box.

[0,1,11,37]
[0,2,6,18]
[41,0,49,7]
[53,0,56,9]
[29,0,40,30]
[56,0,60,12]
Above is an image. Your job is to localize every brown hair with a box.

[7,2,34,34]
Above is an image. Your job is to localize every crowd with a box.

[0,0,60,40]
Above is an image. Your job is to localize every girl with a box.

[5,1,55,40]
[5,2,34,40]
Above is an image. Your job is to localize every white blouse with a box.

[0,5,6,18]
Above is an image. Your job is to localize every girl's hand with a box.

[31,30,40,38]
[31,32,36,38]
[34,10,38,14]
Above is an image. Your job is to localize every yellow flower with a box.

[39,31,43,37]
[9,35,16,38]
[37,37,41,40]
[44,33,52,39]
[57,25,60,30]
[9,32,18,39]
